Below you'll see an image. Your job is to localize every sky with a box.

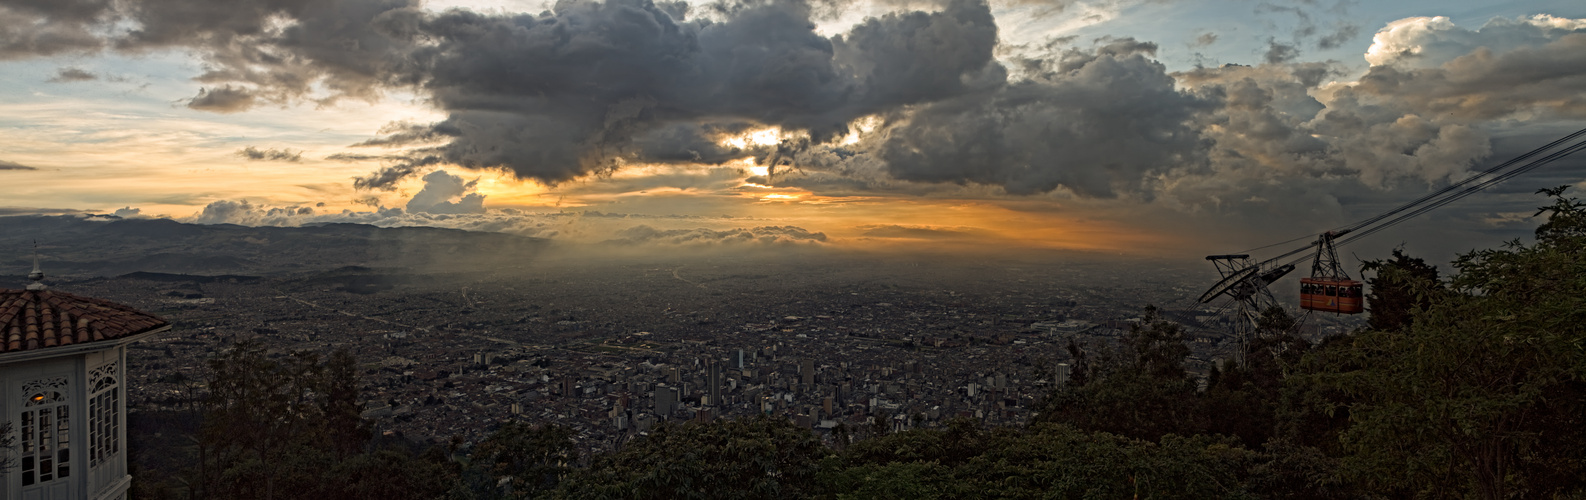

[2,0,1585,264]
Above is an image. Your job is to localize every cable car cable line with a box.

[1194,127,1586,349]
[1338,126,1586,235]
[1228,126,1586,257]
[1248,128,1586,272]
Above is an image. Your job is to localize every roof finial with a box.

[27,240,46,291]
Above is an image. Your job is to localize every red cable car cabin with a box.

[1300,278,1363,314]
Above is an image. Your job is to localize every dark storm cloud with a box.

[5,0,1585,220]
[0,0,999,189]
[0,0,113,59]
[0,159,38,170]
[860,38,1211,197]
[331,0,1001,188]
[236,146,302,162]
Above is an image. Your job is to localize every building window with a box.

[89,361,121,469]
[21,377,71,486]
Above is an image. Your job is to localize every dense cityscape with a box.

[39,246,1359,455]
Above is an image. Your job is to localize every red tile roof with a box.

[0,289,168,353]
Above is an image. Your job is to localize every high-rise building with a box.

[800,358,815,385]
[654,384,677,418]
[707,359,723,408]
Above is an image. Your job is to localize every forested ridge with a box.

[127,188,1585,499]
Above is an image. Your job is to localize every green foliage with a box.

[196,341,375,499]
[1202,332,1306,447]
[1360,248,1444,331]
[1255,305,1297,335]
[326,448,457,500]
[454,422,576,499]
[128,340,455,500]
[1294,186,1586,499]
[1036,306,1202,441]
[557,416,830,499]
[822,422,1278,499]
[0,421,13,474]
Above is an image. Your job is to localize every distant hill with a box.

[0,216,549,278]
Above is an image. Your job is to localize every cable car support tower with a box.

[1195,126,1586,354]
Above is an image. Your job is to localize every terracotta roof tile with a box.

[0,288,168,354]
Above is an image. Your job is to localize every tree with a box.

[454,422,575,499]
[1360,248,1443,332]
[0,422,13,474]
[558,416,830,499]
[1035,306,1200,441]
[194,341,376,499]
[1303,187,1586,498]
[1202,330,1307,447]
[824,422,1269,499]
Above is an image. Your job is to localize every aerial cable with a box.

[1250,129,1586,269]
[1330,138,1586,252]
[1343,126,1586,233]
[1342,137,1586,246]
[1263,136,1586,271]
[1232,232,1325,255]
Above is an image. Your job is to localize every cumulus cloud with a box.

[193,199,317,225]
[235,146,302,162]
[112,206,143,218]
[1350,16,1586,121]
[5,0,1585,234]
[1365,15,1586,68]
[405,170,486,214]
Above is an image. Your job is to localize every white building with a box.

[1,263,168,500]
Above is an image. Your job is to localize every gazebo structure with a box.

[0,257,168,500]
